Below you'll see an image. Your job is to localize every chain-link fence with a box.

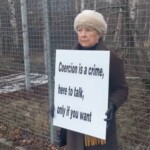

[0,0,150,149]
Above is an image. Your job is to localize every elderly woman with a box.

[55,10,128,150]
[62,10,128,150]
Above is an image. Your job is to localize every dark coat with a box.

[66,39,128,150]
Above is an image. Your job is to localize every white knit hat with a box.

[74,10,107,36]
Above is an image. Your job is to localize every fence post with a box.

[20,0,31,90]
[43,0,48,75]
[43,0,54,144]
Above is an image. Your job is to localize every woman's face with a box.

[77,26,101,48]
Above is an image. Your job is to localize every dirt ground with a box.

[0,122,66,150]
[0,83,67,150]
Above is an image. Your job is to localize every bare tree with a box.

[0,13,2,56]
[94,0,97,10]
[75,0,80,13]
[81,0,85,11]
[113,7,123,45]
[8,0,19,48]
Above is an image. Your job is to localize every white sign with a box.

[53,49,110,140]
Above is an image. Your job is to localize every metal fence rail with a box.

[0,0,150,149]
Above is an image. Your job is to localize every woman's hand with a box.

[104,101,116,129]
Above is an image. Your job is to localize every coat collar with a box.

[73,38,108,51]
